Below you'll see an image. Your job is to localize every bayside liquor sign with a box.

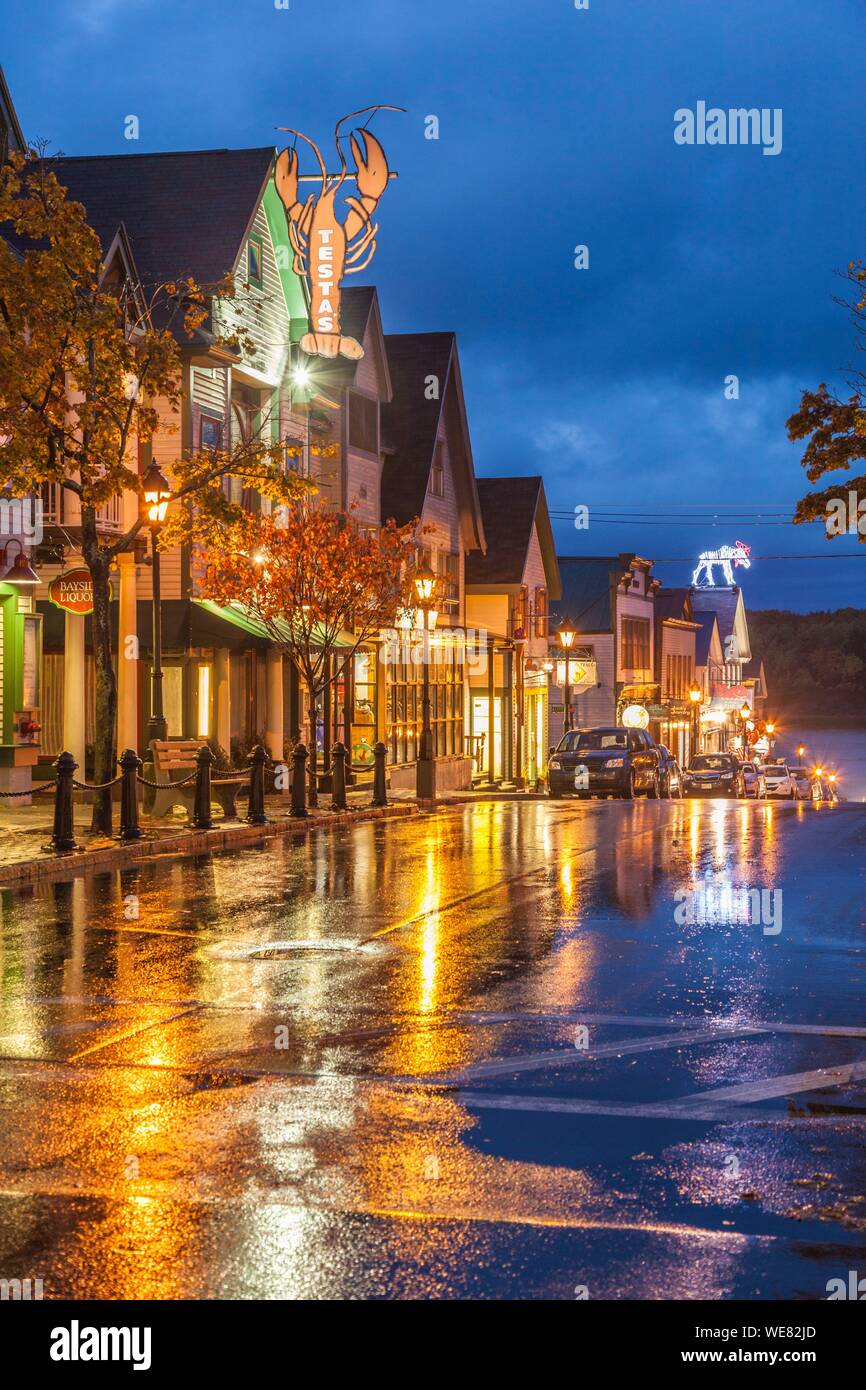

[274,107,402,360]
[48,568,94,615]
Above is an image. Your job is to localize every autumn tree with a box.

[198,502,418,805]
[788,261,866,539]
[0,150,308,832]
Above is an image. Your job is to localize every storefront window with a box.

[351,649,376,766]
[387,637,464,764]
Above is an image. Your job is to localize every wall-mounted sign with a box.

[622,703,650,729]
[555,658,596,689]
[692,541,751,588]
[47,568,93,615]
[275,107,403,360]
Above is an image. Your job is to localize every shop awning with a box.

[192,600,356,650]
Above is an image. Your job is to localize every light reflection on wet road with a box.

[0,797,864,1299]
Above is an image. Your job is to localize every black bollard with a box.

[247,745,268,826]
[118,748,144,841]
[332,742,348,811]
[372,741,388,808]
[291,742,309,818]
[192,744,216,829]
[50,751,80,853]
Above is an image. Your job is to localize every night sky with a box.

[6,0,866,611]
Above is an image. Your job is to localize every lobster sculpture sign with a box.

[692,541,752,588]
[275,106,404,360]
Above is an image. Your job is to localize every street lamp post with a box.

[414,564,436,800]
[688,680,702,760]
[766,721,776,760]
[558,624,577,732]
[739,701,751,760]
[142,463,171,744]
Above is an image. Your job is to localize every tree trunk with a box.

[306,677,318,808]
[82,514,116,834]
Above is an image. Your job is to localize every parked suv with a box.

[547,726,662,800]
[682,753,745,798]
[740,761,766,799]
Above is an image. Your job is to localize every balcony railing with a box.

[40,483,125,533]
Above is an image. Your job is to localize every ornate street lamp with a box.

[558,623,577,732]
[414,563,436,800]
[1,541,40,586]
[142,463,171,743]
[765,720,776,759]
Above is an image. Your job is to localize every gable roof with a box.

[0,67,25,157]
[654,586,695,623]
[690,585,751,660]
[311,285,392,396]
[381,331,485,550]
[42,147,277,295]
[694,612,720,666]
[550,555,633,633]
[466,476,561,597]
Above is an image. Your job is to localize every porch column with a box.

[116,552,138,756]
[265,649,283,763]
[501,645,515,787]
[63,610,86,772]
[487,635,496,785]
[214,648,231,756]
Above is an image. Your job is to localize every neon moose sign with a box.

[275,106,404,360]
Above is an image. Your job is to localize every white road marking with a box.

[682,1060,866,1105]
[437,1026,766,1082]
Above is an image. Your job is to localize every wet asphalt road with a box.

[0,796,864,1300]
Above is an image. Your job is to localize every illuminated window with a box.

[197,664,211,739]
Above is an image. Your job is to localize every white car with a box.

[762,763,796,799]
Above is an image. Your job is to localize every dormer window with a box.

[247,235,263,289]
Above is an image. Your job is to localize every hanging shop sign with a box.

[275,107,404,360]
[621,703,650,730]
[692,541,751,588]
[555,658,596,689]
[47,568,94,615]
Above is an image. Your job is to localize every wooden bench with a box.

[145,739,246,820]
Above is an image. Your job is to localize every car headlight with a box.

[548,759,562,771]
[603,757,625,768]
[719,772,733,780]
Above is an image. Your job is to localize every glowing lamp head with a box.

[815,766,824,777]
[740,703,750,720]
[766,722,775,735]
[292,364,311,391]
[414,564,436,605]
[558,625,577,651]
[688,682,702,704]
[797,744,805,758]
[142,463,171,526]
[828,772,837,783]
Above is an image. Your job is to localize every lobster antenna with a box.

[275,127,327,191]
[332,106,406,196]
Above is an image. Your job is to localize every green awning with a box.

[192,600,355,649]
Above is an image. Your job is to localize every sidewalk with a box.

[0,778,549,886]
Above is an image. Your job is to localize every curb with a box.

[0,802,419,888]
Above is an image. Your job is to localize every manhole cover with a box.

[248,940,360,958]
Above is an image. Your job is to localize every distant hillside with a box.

[748,608,866,721]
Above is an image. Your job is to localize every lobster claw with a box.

[350,128,389,202]
[275,145,300,214]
